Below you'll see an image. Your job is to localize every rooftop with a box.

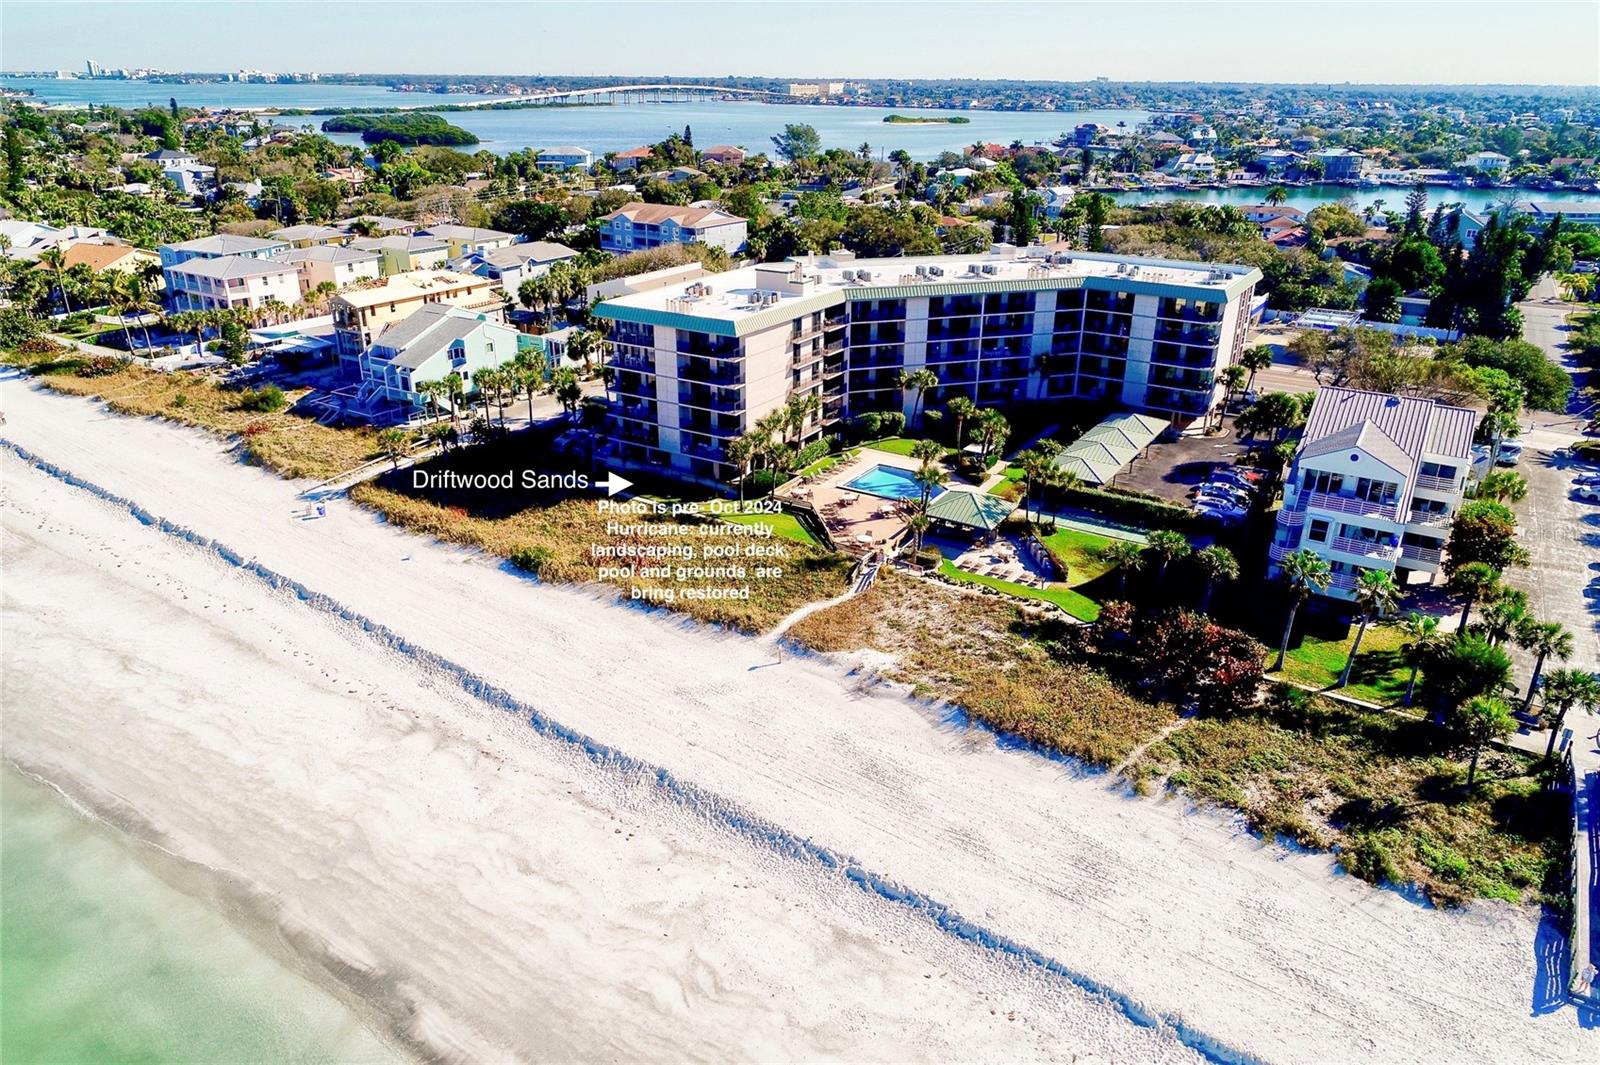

[167,254,298,280]
[594,248,1262,337]
[269,224,347,242]
[602,201,746,228]
[60,243,150,270]
[332,270,488,309]
[1300,387,1479,478]
[279,245,381,265]
[162,233,286,256]
[418,224,515,242]
[372,303,499,370]
[348,235,448,254]
[476,241,578,269]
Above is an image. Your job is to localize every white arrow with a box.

[600,471,633,497]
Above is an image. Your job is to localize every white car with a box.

[1574,484,1600,504]
[1495,442,1523,466]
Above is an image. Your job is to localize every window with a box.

[1304,470,1343,494]
[1354,477,1397,503]
[1308,519,1330,543]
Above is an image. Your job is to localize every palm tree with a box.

[1100,540,1144,596]
[1265,185,1288,206]
[946,395,979,449]
[913,460,942,511]
[906,512,931,562]
[1337,569,1399,689]
[1193,544,1238,614]
[766,444,797,500]
[1398,612,1442,707]
[1514,619,1574,716]
[1477,587,1528,647]
[727,433,759,507]
[415,378,445,426]
[1447,561,1500,636]
[1144,530,1191,588]
[36,246,73,314]
[1475,470,1527,503]
[783,392,822,446]
[974,408,1010,463]
[1537,668,1600,759]
[1460,696,1515,789]
[1272,549,1332,671]
[1220,363,1247,413]
[1240,344,1273,398]
[897,368,939,430]
[377,427,411,469]
[1013,447,1050,521]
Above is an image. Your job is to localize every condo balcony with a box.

[677,357,743,385]
[927,318,981,341]
[1330,535,1400,562]
[1154,322,1223,345]
[679,385,743,412]
[1301,490,1402,523]
[1400,542,1444,565]
[1406,508,1452,529]
[1413,472,1462,493]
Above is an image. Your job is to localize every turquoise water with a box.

[846,464,943,502]
[0,768,401,1065]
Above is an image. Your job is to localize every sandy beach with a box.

[2,374,1594,1063]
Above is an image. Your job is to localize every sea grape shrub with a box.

[235,385,288,413]
[1085,604,1265,716]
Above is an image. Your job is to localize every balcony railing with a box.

[1413,472,1461,493]
[1325,572,1360,593]
[1400,543,1443,565]
[1277,506,1304,527]
[678,359,742,385]
[608,352,654,372]
[1330,535,1399,561]
[1406,509,1452,528]
[1268,541,1296,562]
[1302,490,1401,522]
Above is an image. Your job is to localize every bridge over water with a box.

[429,84,789,109]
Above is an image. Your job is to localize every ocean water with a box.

[0,768,401,1065]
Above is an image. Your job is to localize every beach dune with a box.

[1,377,1592,1063]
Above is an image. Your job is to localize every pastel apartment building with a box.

[1310,148,1365,181]
[356,302,519,415]
[348,235,450,276]
[279,245,382,294]
[1269,387,1479,599]
[598,202,748,255]
[269,224,351,249]
[452,240,578,295]
[535,146,593,171]
[701,145,746,167]
[592,247,1260,481]
[416,224,517,258]
[165,255,301,313]
[330,270,504,377]
[159,233,287,287]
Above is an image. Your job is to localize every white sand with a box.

[2,376,1594,1062]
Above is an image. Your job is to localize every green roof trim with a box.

[926,489,1017,532]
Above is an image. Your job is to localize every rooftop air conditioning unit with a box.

[929,266,944,277]
[857,269,872,281]
[982,263,998,275]
[842,269,857,281]
[915,265,928,277]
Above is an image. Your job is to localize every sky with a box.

[4,0,1599,86]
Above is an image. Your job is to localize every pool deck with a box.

[779,447,924,555]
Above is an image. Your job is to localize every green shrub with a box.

[0,308,41,349]
[849,412,883,440]
[1059,483,1195,530]
[510,545,552,575]
[879,411,906,436]
[236,385,288,413]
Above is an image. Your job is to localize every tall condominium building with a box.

[591,247,1261,481]
[1268,387,1480,600]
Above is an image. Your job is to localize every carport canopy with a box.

[1053,412,1168,485]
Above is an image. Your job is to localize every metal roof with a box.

[925,489,1016,532]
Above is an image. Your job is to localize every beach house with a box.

[165,255,302,313]
[1268,387,1479,598]
[279,245,382,294]
[330,270,504,376]
[358,303,519,414]
[598,202,748,254]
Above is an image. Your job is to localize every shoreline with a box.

[2,378,1594,1061]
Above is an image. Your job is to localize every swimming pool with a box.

[843,464,944,502]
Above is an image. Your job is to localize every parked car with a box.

[1196,502,1247,521]
[1195,485,1251,507]
[1211,469,1260,491]
[1572,474,1600,487]
[1574,484,1600,504]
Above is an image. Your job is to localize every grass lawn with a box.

[937,558,1100,622]
[1137,696,1562,906]
[860,437,956,458]
[799,449,857,478]
[1035,525,1116,587]
[1273,623,1411,705]
[719,509,819,546]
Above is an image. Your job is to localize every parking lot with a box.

[1111,429,1256,505]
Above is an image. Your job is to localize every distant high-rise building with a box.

[85,59,101,78]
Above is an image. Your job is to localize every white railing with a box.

[1277,506,1304,527]
[1268,541,1296,562]
[1326,572,1360,592]
[1407,509,1452,529]
[1331,535,1399,561]
[1400,543,1443,564]
[1413,473,1460,493]
[1303,490,1401,522]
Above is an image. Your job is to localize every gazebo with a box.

[924,489,1017,537]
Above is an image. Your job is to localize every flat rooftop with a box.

[594,248,1261,336]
